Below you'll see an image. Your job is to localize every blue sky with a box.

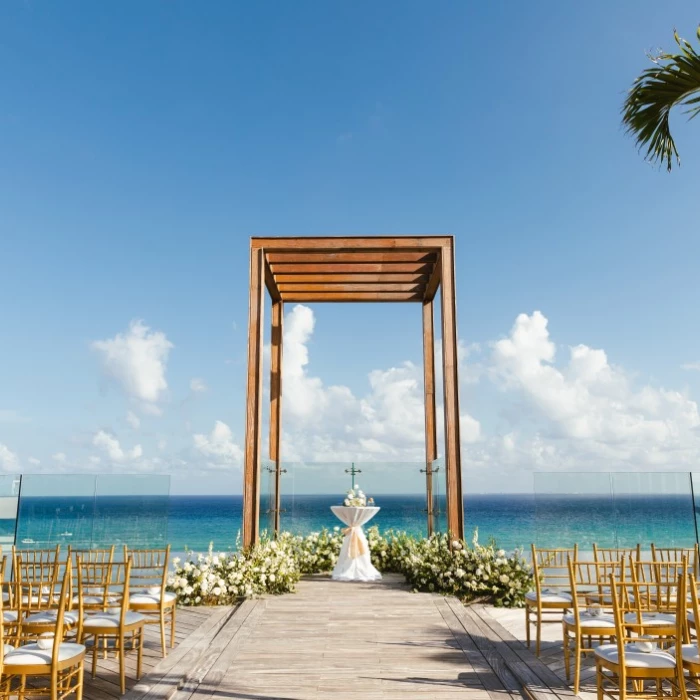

[2,1,700,495]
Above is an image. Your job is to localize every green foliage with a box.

[168,527,533,608]
[622,26,700,171]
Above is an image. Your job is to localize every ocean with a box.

[8,493,700,553]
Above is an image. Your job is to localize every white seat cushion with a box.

[3,610,19,624]
[671,643,700,664]
[525,590,572,604]
[623,612,676,627]
[595,643,676,669]
[130,591,177,605]
[83,611,145,628]
[4,642,85,666]
[564,612,616,628]
[24,610,79,626]
[72,594,119,605]
[20,595,50,605]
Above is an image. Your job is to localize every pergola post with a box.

[269,299,284,533]
[242,247,265,548]
[440,242,465,540]
[422,299,438,535]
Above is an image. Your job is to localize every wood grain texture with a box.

[282,291,424,302]
[269,300,283,534]
[242,247,265,548]
[275,273,430,283]
[252,235,451,250]
[267,251,438,264]
[278,283,424,293]
[439,240,465,540]
[423,299,438,536]
[270,262,435,274]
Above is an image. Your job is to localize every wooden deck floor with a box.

[99,575,580,700]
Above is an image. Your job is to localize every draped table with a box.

[330,505,382,582]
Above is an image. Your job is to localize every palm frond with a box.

[622,26,700,171]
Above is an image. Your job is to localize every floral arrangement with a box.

[343,485,374,507]
[168,527,532,608]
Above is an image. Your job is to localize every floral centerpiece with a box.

[343,485,375,507]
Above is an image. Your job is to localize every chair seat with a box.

[564,612,616,628]
[3,642,85,667]
[83,611,145,629]
[623,612,676,627]
[20,595,50,605]
[671,643,700,664]
[130,591,177,605]
[595,643,676,669]
[525,590,572,604]
[72,594,119,605]
[3,610,19,624]
[24,610,79,626]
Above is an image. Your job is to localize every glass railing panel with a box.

[0,475,21,548]
[610,472,695,548]
[93,474,170,550]
[430,458,447,535]
[354,462,427,537]
[259,459,276,538]
[16,475,97,549]
[533,471,614,550]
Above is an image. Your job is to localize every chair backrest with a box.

[568,556,624,615]
[609,564,686,672]
[531,544,578,595]
[76,558,132,637]
[14,550,62,614]
[651,543,699,575]
[124,545,169,597]
[629,555,687,617]
[46,560,73,667]
[593,543,641,564]
[68,546,115,603]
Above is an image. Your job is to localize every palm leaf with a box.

[622,26,700,171]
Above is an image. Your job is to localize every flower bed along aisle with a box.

[168,527,533,609]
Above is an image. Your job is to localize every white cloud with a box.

[0,443,19,471]
[126,411,141,430]
[189,378,207,393]
[52,452,67,464]
[27,457,40,466]
[193,421,243,468]
[682,362,700,372]
[92,320,173,411]
[92,431,143,462]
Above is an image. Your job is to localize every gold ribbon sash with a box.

[341,525,368,559]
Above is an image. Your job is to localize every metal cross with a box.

[344,463,362,490]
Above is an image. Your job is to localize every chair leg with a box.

[573,633,582,695]
[92,636,98,679]
[170,605,176,648]
[563,624,570,681]
[137,628,144,680]
[160,609,167,657]
[596,664,604,700]
[119,633,126,695]
[525,605,531,648]
[76,663,85,700]
[536,606,542,656]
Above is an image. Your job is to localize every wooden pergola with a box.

[242,236,464,547]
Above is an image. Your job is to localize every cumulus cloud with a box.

[189,378,207,393]
[0,443,19,471]
[92,431,143,462]
[193,421,243,468]
[0,410,30,423]
[52,452,67,464]
[27,457,40,466]
[92,320,173,412]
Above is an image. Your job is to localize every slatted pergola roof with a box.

[242,236,463,547]
[258,236,448,303]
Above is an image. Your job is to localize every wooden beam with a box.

[439,240,464,541]
[278,283,423,293]
[270,263,434,274]
[264,259,281,302]
[242,247,265,548]
[423,299,438,536]
[269,300,283,535]
[266,252,437,264]
[423,251,442,302]
[274,273,429,284]
[281,291,423,302]
[251,236,451,250]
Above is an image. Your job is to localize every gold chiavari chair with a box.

[67,546,115,607]
[0,566,15,699]
[677,571,700,695]
[13,550,62,619]
[125,545,176,657]
[0,556,19,647]
[2,560,86,700]
[526,544,578,656]
[595,566,687,700]
[594,544,642,577]
[563,557,622,694]
[77,557,145,695]
[652,543,699,576]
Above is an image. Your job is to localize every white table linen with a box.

[330,506,382,582]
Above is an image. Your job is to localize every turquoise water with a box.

[11,493,700,553]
